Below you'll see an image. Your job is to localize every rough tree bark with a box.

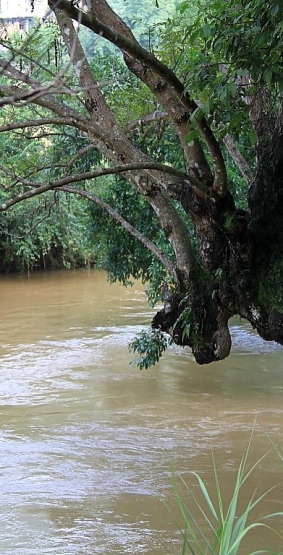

[0,0,283,364]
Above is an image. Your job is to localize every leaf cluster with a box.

[90,174,173,288]
[202,0,283,89]
[129,327,171,369]
[160,0,283,148]
[0,192,94,272]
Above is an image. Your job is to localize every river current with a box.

[0,269,282,554]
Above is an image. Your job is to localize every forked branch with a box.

[48,0,227,195]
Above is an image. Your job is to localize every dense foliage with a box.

[0,193,94,272]
[1,0,283,366]
[81,0,176,54]
[0,2,178,273]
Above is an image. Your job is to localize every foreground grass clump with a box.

[169,433,283,555]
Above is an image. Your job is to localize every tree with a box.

[0,0,283,365]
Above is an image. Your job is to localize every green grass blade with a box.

[227,522,271,555]
[171,482,210,554]
[229,485,276,548]
[173,481,216,555]
[190,471,219,522]
[169,423,283,555]
[211,447,224,524]
[177,472,220,542]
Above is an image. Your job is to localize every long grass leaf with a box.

[165,496,201,555]
[219,446,270,555]
[261,511,283,519]
[171,476,218,555]
[169,424,283,555]
[211,448,224,523]
[177,473,219,542]
[230,484,277,549]
[190,472,219,522]
[227,522,270,555]
[181,527,197,555]
[174,487,209,553]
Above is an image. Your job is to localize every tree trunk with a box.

[152,129,283,363]
[1,0,283,365]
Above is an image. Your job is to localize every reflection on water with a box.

[0,270,282,554]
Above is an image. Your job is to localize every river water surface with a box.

[0,269,282,554]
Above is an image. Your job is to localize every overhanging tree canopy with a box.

[0,0,283,365]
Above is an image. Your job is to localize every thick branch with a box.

[48,0,227,194]
[1,13,197,285]
[0,162,207,202]
[53,8,193,196]
[0,54,208,201]
[81,1,211,185]
[0,160,197,285]
[0,117,75,133]
[54,7,117,130]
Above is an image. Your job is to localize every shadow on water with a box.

[0,270,282,554]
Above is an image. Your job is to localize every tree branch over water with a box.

[60,185,178,282]
[1,0,283,365]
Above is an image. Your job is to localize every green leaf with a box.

[185,130,198,143]
[271,3,279,16]
[249,129,257,146]
[129,328,170,370]
[178,1,189,15]
[202,98,214,114]
[263,68,273,83]
[203,23,213,39]
[190,471,219,521]
[189,106,204,122]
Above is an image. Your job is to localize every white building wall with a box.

[0,0,48,19]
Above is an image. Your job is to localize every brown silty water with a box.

[0,269,282,554]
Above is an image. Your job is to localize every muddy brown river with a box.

[0,269,282,554]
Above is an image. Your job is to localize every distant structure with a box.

[0,0,48,35]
